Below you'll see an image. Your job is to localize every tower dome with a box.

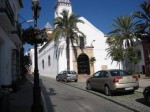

[55,0,72,18]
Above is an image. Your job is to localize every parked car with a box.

[143,86,150,106]
[86,69,139,96]
[56,70,78,82]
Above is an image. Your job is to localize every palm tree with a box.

[107,15,140,69]
[52,10,85,71]
[134,1,150,40]
[106,45,124,69]
[109,15,140,48]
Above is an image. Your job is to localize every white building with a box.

[28,48,34,74]
[29,0,145,80]
[0,0,23,87]
[33,0,121,80]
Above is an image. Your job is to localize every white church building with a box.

[28,0,123,80]
[29,0,146,80]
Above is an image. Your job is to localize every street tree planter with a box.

[22,26,48,45]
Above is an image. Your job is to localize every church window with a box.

[48,55,51,66]
[42,60,44,69]
[80,36,85,49]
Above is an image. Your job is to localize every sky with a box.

[19,0,144,52]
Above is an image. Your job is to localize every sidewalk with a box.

[9,80,33,112]
[136,78,150,92]
[67,77,150,93]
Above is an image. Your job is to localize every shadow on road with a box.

[136,98,150,107]
[40,79,56,112]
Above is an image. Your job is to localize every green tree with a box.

[134,1,150,40]
[109,15,140,48]
[107,15,140,69]
[90,57,96,66]
[53,10,85,71]
[126,46,140,73]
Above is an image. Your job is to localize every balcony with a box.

[0,0,14,29]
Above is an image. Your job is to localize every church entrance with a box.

[77,53,90,75]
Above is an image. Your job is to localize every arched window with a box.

[48,55,51,66]
[42,60,44,69]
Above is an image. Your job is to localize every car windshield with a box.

[67,71,76,74]
[110,70,131,76]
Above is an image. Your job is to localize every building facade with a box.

[0,0,23,87]
[29,0,147,79]
[36,0,121,80]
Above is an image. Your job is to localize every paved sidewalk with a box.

[9,80,33,112]
[136,78,150,92]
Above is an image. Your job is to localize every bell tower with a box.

[55,0,72,18]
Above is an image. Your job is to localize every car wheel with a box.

[75,79,78,82]
[87,82,92,90]
[129,90,135,94]
[147,96,150,106]
[56,77,59,81]
[104,85,111,96]
[64,79,68,83]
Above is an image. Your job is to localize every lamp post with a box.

[31,0,42,112]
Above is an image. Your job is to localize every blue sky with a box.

[20,0,143,52]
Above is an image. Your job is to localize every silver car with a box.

[86,69,139,96]
[56,70,78,82]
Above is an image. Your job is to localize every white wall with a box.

[28,48,34,74]
[135,44,145,73]
[77,17,120,72]
[38,41,58,78]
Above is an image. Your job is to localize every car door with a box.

[58,71,63,80]
[62,71,67,80]
[90,71,101,89]
[98,71,109,90]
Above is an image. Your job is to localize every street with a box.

[38,76,134,112]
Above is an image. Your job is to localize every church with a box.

[29,0,122,80]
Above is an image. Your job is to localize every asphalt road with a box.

[40,76,134,112]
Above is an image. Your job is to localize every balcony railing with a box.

[0,0,14,26]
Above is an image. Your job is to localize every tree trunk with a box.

[71,39,77,61]
[66,37,70,71]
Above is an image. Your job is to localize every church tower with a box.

[55,0,72,18]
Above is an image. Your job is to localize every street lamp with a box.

[31,0,42,112]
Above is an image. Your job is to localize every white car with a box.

[56,71,78,82]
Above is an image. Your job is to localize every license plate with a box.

[125,87,133,90]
